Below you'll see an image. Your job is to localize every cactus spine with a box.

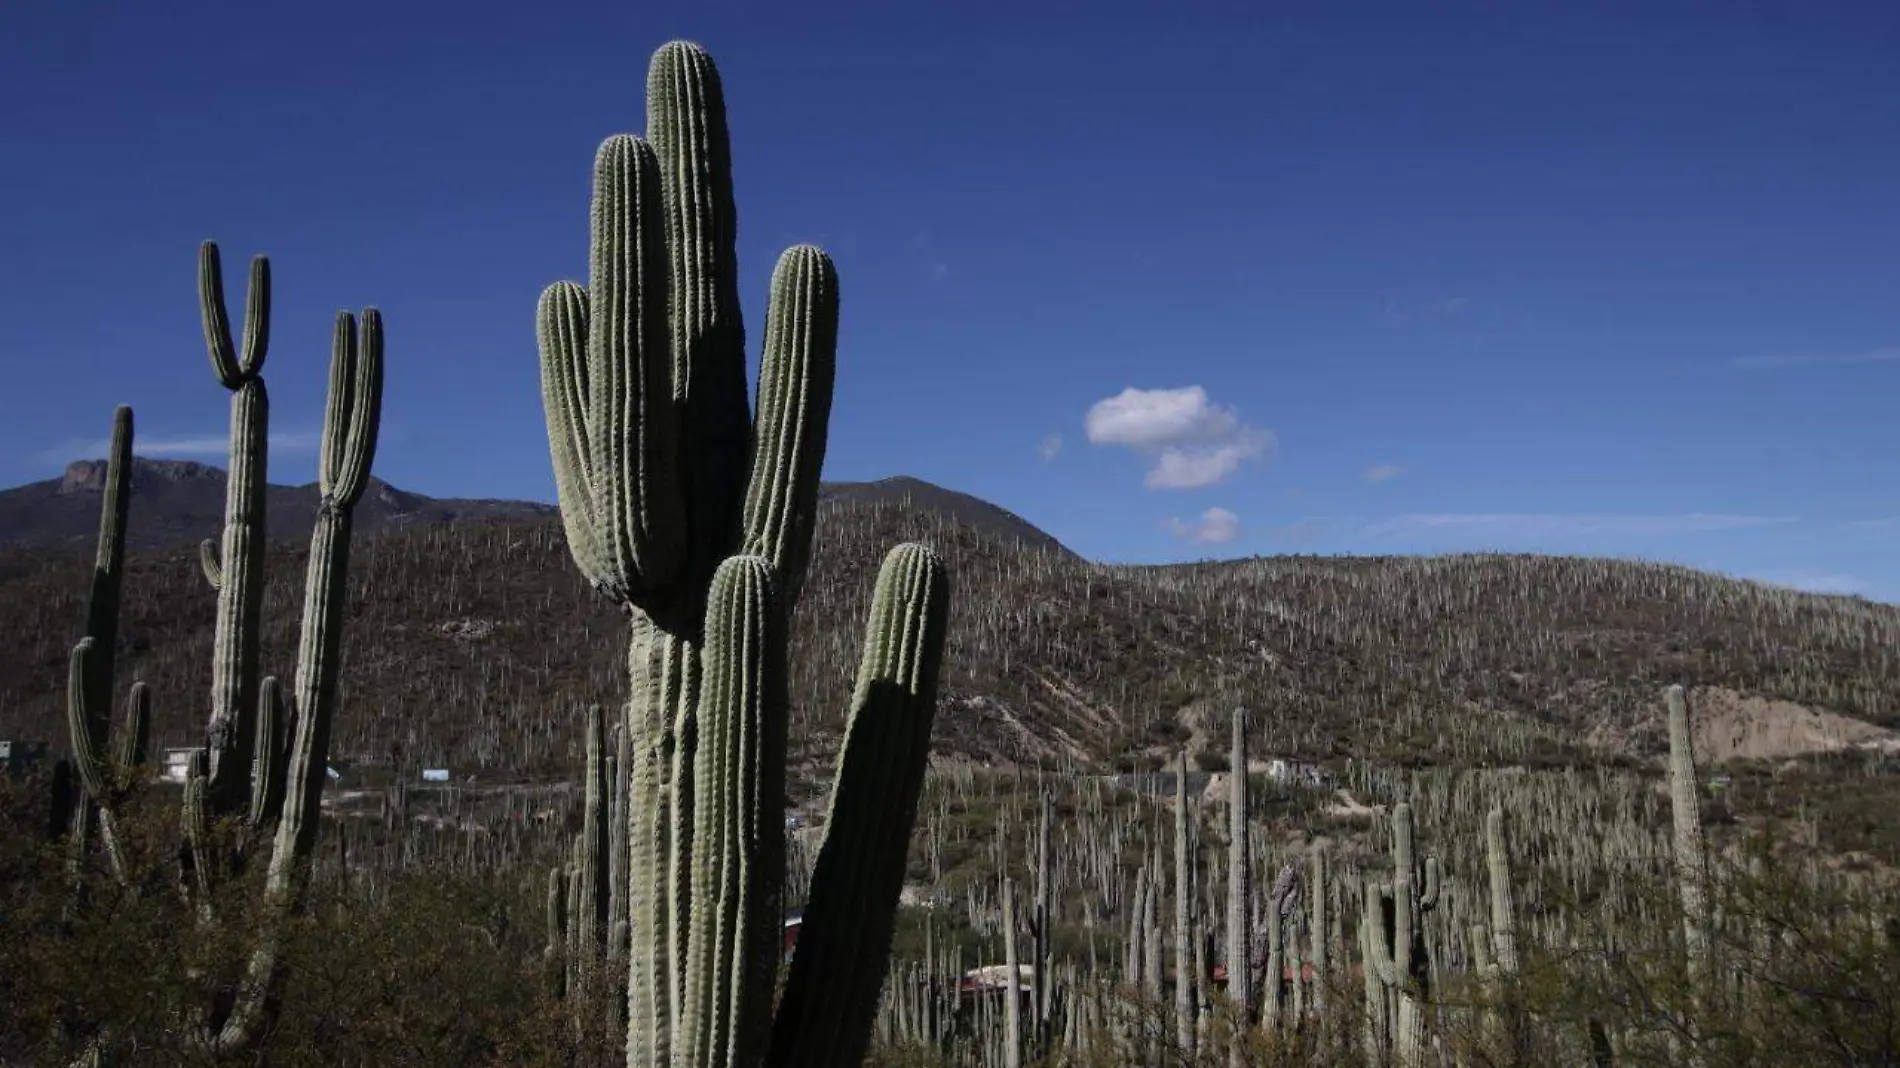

[536,39,950,1068]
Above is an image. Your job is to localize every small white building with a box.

[1264,758,1333,789]
[161,748,195,784]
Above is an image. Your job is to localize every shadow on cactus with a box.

[534,38,954,1068]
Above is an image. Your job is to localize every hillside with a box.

[4,473,1898,788]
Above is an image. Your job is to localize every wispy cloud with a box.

[1364,513,1798,540]
[1364,463,1402,483]
[1731,348,1900,370]
[1037,433,1063,463]
[1084,385,1275,490]
[1165,506,1241,544]
[40,430,320,465]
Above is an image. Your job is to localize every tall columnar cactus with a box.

[195,305,385,1055]
[1032,789,1054,1058]
[535,39,951,1068]
[1173,749,1196,1060]
[1225,708,1252,1037]
[1261,861,1303,1032]
[265,308,383,894]
[1484,807,1518,978]
[1308,844,1328,1020]
[1665,685,1709,979]
[1366,802,1441,1068]
[1471,806,1520,1054]
[62,406,146,880]
[198,242,273,819]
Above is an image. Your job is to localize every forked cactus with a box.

[197,242,273,820]
[536,39,952,1068]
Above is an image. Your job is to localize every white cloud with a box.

[1364,513,1798,540]
[1365,463,1402,483]
[1731,348,1900,369]
[40,430,320,464]
[1084,386,1274,490]
[1166,506,1241,544]
[1037,433,1063,462]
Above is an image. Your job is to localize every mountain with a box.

[0,460,1073,559]
[818,476,1071,558]
[3,466,1897,788]
[0,458,557,552]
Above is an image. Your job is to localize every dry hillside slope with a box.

[4,486,1897,788]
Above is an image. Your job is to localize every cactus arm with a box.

[199,538,223,591]
[739,245,839,607]
[197,242,270,386]
[117,682,151,769]
[66,640,110,802]
[608,717,633,971]
[181,751,212,908]
[679,557,784,1068]
[588,135,684,605]
[249,677,288,830]
[648,40,751,591]
[537,281,614,593]
[767,544,951,1068]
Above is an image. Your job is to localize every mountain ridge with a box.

[1,457,1070,558]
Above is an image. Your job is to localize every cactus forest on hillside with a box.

[4,36,1900,1068]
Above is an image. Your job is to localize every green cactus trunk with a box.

[198,240,273,822]
[536,40,950,1068]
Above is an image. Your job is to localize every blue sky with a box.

[4,2,1899,600]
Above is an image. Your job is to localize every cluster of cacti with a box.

[55,241,386,1058]
[534,39,952,1067]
